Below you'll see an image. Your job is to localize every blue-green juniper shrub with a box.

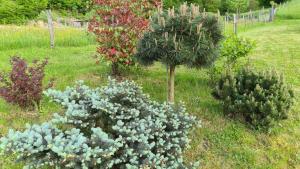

[0,79,199,168]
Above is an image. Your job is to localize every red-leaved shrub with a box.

[88,0,161,75]
[0,56,51,108]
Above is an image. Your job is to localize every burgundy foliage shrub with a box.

[0,56,51,108]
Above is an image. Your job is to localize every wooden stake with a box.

[46,9,54,48]
[233,14,237,35]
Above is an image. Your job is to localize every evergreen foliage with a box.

[136,4,222,68]
[136,3,222,102]
[213,67,294,130]
[0,79,199,168]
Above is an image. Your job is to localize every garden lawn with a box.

[0,2,300,169]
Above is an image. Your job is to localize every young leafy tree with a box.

[208,35,255,86]
[220,34,255,70]
[136,3,222,102]
[88,0,161,76]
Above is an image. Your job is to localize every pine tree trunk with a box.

[168,65,175,103]
[46,9,54,48]
[111,62,120,77]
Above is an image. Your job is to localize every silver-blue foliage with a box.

[0,79,200,168]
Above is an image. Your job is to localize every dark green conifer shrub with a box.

[0,79,199,168]
[213,67,294,130]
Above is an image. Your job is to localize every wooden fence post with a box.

[233,14,237,35]
[250,10,253,23]
[242,14,245,28]
[263,7,267,23]
[224,15,227,33]
[269,5,275,22]
[46,9,54,48]
[217,10,221,22]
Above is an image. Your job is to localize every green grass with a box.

[1,2,300,168]
[277,0,300,19]
[0,25,95,50]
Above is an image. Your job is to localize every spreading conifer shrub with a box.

[0,79,199,168]
[213,68,294,130]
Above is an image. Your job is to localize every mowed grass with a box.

[0,2,300,168]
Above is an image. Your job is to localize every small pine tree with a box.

[214,67,294,130]
[136,3,222,102]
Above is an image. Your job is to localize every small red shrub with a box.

[0,56,51,109]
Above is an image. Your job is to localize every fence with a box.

[56,18,89,28]
[221,4,285,35]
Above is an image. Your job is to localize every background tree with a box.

[258,0,285,7]
[163,0,260,14]
[0,0,91,24]
[201,0,222,12]
[163,0,221,12]
[48,0,92,15]
[135,3,222,102]
[220,0,249,13]
[229,0,249,13]
[0,0,48,24]
[89,0,160,76]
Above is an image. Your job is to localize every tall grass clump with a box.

[0,25,95,50]
[276,0,300,19]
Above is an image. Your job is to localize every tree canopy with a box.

[136,3,222,102]
[0,0,92,24]
[0,0,48,24]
